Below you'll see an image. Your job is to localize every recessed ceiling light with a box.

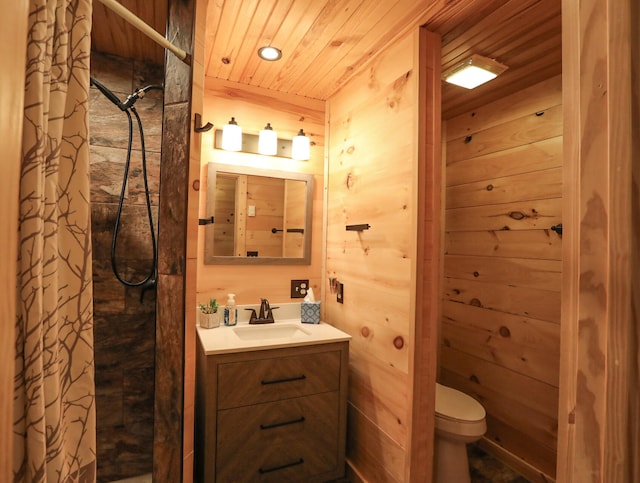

[258,46,282,61]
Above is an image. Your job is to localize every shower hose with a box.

[90,77,164,301]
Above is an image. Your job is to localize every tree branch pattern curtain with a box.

[14,0,96,481]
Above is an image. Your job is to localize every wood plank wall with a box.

[326,30,419,482]
[184,0,209,480]
[441,75,563,482]
[197,77,325,306]
[557,0,639,481]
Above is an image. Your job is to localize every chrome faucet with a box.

[246,298,278,324]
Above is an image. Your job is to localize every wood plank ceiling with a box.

[91,0,562,119]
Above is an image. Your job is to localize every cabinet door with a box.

[217,392,339,482]
[217,349,341,408]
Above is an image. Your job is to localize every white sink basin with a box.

[232,323,311,341]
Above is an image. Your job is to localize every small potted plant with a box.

[199,298,220,329]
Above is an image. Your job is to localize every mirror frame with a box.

[204,163,314,265]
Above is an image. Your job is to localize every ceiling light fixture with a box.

[443,54,508,89]
[258,46,282,61]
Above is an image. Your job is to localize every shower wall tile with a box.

[157,103,189,276]
[89,145,161,205]
[90,51,161,483]
[91,53,134,93]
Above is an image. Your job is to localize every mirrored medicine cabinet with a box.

[203,163,313,265]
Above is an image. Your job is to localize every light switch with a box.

[248,205,256,217]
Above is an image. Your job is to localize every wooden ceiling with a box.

[91,0,562,119]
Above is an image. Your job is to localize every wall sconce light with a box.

[258,123,278,155]
[443,54,508,89]
[221,117,242,151]
[291,129,310,161]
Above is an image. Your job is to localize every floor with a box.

[109,474,151,483]
[468,444,531,483]
[107,446,527,483]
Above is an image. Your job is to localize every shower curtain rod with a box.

[96,0,190,65]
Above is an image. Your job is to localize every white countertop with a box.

[196,303,351,355]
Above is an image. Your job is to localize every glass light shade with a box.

[258,123,278,155]
[291,129,310,161]
[443,54,508,89]
[221,117,242,151]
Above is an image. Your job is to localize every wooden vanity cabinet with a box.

[195,340,349,483]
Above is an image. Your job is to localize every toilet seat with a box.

[435,383,485,422]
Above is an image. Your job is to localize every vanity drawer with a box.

[217,349,341,409]
[216,393,338,482]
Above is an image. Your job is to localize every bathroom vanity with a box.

[195,318,350,482]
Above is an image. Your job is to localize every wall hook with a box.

[550,223,563,236]
[346,224,371,231]
[194,113,213,133]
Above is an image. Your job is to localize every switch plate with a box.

[291,279,309,299]
[336,283,344,304]
[248,205,256,217]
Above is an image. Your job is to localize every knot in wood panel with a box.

[509,211,526,220]
[346,172,355,190]
[469,298,482,307]
[360,326,370,338]
[486,184,493,191]
[499,326,511,338]
[393,336,404,349]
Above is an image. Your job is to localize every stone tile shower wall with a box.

[89,51,163,483]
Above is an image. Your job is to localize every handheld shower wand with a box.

[91,76,164,302]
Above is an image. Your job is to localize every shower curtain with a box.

[14,0,96,481]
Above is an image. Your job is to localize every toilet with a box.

[434,383,487,483]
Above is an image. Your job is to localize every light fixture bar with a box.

[214,129,294,158]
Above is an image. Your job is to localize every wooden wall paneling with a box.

[443,277,561,323]
[446,137,562,187]
[446,167,562,209]
[184,0,209,480]
[197,77,325,306]
[445,229,562,260]
[0,3,27,480]
[325,30,418,482]
[442,75,562,479]
[558,0,637,481]
[446,105,562,163]
[445,199,561,232]
[631,2,640,482]
[409,27,441,483]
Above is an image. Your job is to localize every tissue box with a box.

[301,301,321,324]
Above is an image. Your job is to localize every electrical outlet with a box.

[291,279,309,299]
[337,282,344,303]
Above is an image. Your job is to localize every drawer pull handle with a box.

[261,374,306,385]
[258,458,304,474]
[260,416,305,430]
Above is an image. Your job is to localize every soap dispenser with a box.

[224,293,237,326]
